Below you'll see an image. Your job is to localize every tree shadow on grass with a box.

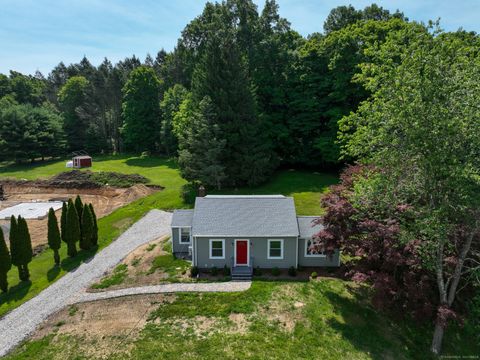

[46,265,61,282]
[125,157,178,169]
[60,245,99,273]
[0,280,32,304]
[322,288,432,360]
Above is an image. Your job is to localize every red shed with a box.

[72,155,92,168]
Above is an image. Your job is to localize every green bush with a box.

[190,266,199,277]
[272,267,280,276]
[223,264,230,276]
[311,271,318,279]
[181,182,198,205]
[288,266,297,277]
[253,266,262,276]
[211,266,218,276]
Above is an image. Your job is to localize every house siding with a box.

[172,227,191,254]
[297,238,340,267]
[195,236,298,269]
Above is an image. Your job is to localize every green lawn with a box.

[0,155,337,316]
[5,279,476,359]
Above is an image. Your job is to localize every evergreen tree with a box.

[14,216,33,281]
[190,28,276,186]
[80,204,94,250]
[178,96,226,189]
[47,208,61,265]
[74,195,83,223]
[88,203,98,246]
[9,215,18,274]
[0,227,12,292]
[121,66,161,152]
[65,201,80,257]
[60,201,67,243]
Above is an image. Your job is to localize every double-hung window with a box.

[268,239,284,259]
[305,239,326,257]
[180,228,190,244]
[209,239,225,259]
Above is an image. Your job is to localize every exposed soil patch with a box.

[0,183,159,250]
[32,294,175,358]
[89,236,191,291]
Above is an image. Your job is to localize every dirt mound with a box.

[0,170,151,190]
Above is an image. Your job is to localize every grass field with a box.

[0,155,337,316]
[5,279,477,359]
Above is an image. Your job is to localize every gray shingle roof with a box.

[171,210,194,227]
[191,195,299,237]
[297,216,323,238]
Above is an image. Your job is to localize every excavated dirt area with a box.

[0,183,159,251]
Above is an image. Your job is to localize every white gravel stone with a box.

[0,209,173,357]
[76,281,252,303]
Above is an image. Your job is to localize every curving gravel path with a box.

[0,209,172,357]
[76,281,252,303]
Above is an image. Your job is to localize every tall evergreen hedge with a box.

[47,208,61,265]
[0,227,12,292]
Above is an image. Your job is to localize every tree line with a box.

[0,1,413,188]
[0,196,98,292]
[316,24,480,354]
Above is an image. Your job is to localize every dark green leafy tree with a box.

[47,208,61,265]
[12,216,33,281]
[121,66,161,152]
[88,204,98,246]
[178,96,226,189]
[338,25,480,355]
[65,201,80,257]
[80,204,94,250]
[0,227,11,292]
[160,84,188,156]
[58,76,91,151]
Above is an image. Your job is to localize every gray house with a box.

[171,195,340,279]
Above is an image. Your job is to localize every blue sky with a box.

[1,0,478,75]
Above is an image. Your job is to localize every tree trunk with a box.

[431,319,444,355]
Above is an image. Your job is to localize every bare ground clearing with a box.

[0,183,158,250]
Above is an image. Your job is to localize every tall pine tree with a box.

[178,96,226,189]
[60,201,67,243]
[88,203,98,246]
[13,216,33,281]
[80,204,94,250]
[190,27,276,186]
[65,201,80,257]
[47,208,61,265]
[0,227,11,292]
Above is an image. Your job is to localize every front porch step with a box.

[231,266,253,280]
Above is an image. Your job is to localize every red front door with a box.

[236,240,248,265]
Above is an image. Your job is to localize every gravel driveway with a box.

[0,209,172,357]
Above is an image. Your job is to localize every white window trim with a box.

[179,227,191,244]
[234,239,250,267]
[267,239,284,260]
[209,239,225,259]
[304,238,326,258]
